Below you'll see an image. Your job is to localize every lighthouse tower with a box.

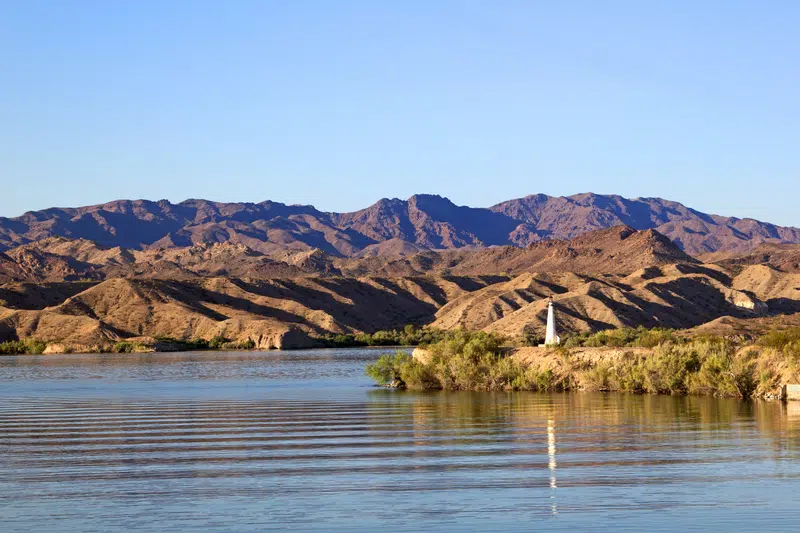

[544,298,560,346]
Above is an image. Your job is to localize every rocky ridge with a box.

[2,193,798,256]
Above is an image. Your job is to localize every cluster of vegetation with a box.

[366,330,562,392]
[204,336,256,350]
[323,325,448,348]
[560,326,680,348]
[0,339,47,355]
[111,335,257,353]
[757,328,800,360]
[157,335,256,350]
[367,326,800,399]
[110,341,147,354]
[580,339,760,397]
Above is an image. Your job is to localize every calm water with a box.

[2,348,800,532]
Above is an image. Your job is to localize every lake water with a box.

[1,348,800,532]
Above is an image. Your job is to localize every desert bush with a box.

[237,338,256,350]
[610,355,648,393]
[366,331,577,392]
[365,352,412,386]
[0,339,47,355]
[563,326,679,349]
[323,326,448,348]
[634,328,678,348]
[112,341,141,354]
[400,358,439,390]
[209,335,231,349]
[757,327,800,350]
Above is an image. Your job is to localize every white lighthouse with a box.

[544,298,560,346]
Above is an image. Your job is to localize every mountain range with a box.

[2,193,798,257]
[2,223,799,351]
[2,193,800,352]
[0,225,694,283]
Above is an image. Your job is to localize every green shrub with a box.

[581,362,613,391]
[365,352,412,387]
[365,331,570,392]
[112,341,140,354]
[209,335,231,349]
[757,328,800,350]
[323,326,448,348]
[562,326,679,349]
[238,338,256,350]
[0,339,47,355]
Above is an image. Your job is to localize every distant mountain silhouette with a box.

[1,193,798,256]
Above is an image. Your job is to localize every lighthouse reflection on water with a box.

[548,415,557,515]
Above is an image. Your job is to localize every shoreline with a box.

[0,341,418,356]
[369,329,800,402]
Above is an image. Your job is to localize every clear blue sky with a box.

[1,1,798,225]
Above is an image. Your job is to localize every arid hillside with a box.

[0,226,693,283]
[336,226,696,277]
[1,226,799,352]
[432,263,777,339]
[0,276,494,351]
[2,193,798,256]
[704,243,800,273]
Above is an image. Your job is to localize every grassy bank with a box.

[366,328,800,400]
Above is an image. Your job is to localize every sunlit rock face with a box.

[725,289,768,314]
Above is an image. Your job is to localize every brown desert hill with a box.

[0,275,498,349]
[334,226,696,277]
[703,243,800,273]
[355,238,427,258]
[0,243,103,283]
[123,243,325,279]
[0,282,99,310]
[432,262,771,338]
[0,226,691,283]
[685,312,800,339]
[729,264,800,314]
[0,239,334,282]
[2,193,798,256]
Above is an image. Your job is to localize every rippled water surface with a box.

[2,348,800,532]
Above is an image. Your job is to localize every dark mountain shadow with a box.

[196,287,309,325]
[369,277,447,308]
[0,282,100,310]
[444,276,504,292]
[141,280,231,322]
[552,304,617,331]
[766,298,800,314]
[410,194,521,246]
